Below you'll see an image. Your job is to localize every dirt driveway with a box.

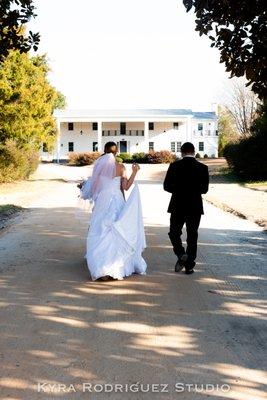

[0,164,266,400]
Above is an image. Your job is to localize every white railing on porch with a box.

[193,130,219,137]
[102,130,144,137]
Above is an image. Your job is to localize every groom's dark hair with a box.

[181,142,195,154]
[104,142,117,154]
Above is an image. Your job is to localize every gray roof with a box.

[54,109,217,119]
[193,112,217,119]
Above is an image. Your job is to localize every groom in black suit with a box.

[163,142,209,274]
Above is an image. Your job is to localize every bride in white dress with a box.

[81,142,147,281]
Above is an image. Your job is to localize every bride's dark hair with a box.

[104,142,117,154]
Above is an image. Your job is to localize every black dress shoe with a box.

[175,259,184,272]
[185,268,194,275]
[175,254,188,272]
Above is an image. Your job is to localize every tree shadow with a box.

[0,206,266,399]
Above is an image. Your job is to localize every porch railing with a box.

[102,130,144,137]
[193,130,219,137]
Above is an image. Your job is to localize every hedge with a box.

[224,131,267,180]
[0,140,39,183]
[132,152,148,163]
[147,150,177,163]
[224,104,267,180]
[68,150,176,166]
[68,152,101,166]
[119,152,132,163]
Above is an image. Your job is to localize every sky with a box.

[29,0,232,111]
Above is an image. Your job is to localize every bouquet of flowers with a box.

[77,178,92,200]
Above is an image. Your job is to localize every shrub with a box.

[116,156,123,163]
[147,150,176,164]
[119,153,132,163]
[0,140,39,183]
[204,154,208,158]
[132,152,149,163]
[68,152,101,166]
[195,153,201,158]
[224,131,267,180]
[224,104,267,180]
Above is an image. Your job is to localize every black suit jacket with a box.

[163,157,209,215]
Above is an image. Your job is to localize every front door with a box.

[120,141,127,153]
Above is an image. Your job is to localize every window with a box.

[93,142,98,152]
[149,142,154,151]
[215,130,218,136]
[173,122,179,130]
[149,122,154,130]
[68,122,74,131]
[198,123,203,131]
[171,142,181,152]
[68,142,74,152]
[199,142,204,151]
[120,122,126,135]
[92,122,98,131]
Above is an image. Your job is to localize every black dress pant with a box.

[168,213,201,268]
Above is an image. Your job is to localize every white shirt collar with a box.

[183,155,195,158]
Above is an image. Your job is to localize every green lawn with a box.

[243,181,267,191]
[213,167,267,191]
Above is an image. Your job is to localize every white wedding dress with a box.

[86,176,147,280]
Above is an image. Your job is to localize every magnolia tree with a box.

[183,0,267,101]
[0,0,40,61]
[183,1,267,177]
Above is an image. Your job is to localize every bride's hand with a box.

[132,163,140,173]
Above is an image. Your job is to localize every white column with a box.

[186,117,192,142]
[56,119,61,163]
[97,121,102,152]
[144,120,149,152]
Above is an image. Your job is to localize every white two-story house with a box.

[43,109,218,161]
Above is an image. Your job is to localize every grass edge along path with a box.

[0,204,25,231]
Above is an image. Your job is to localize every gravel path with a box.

[0,166,266,400]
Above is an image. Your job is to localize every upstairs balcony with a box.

[102,129,144,137]
[193,129,219,137]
